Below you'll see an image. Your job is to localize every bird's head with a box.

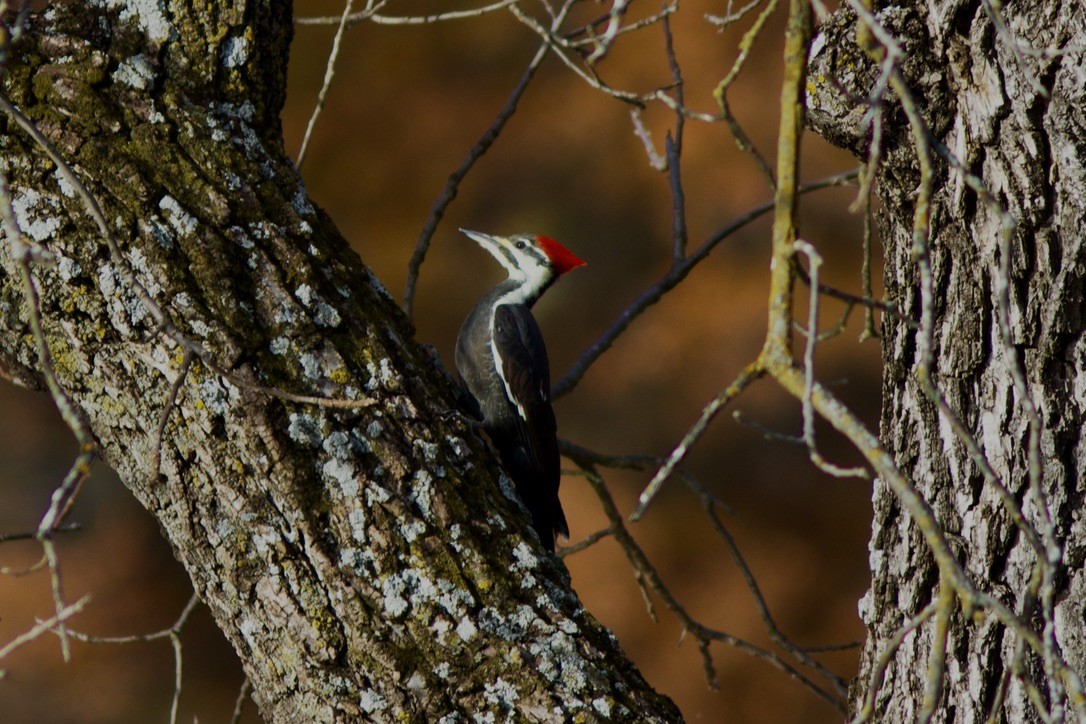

[460,229,586,289]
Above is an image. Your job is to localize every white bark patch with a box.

[365,485,390,505]
[455,617,477,641]
[292,187,315,217]
[406,672,426,692]
[221,36,249,68]
[55,255,82,282]
[197,377,233,416]
[97,0,174,44]
[269,336,289,355]
[11,187,60,242]
[483,678,517,709]
[223,171,243,192]
[237,616,261,649]
[511,542,539,571]
[592,698,612,717]
[857,589,873,625]
[213,100,256,124]
[431,617,451,642]
[358,689,387,714]
[322,430,352,458]
[294,284,342,328]
[139,216,174,249]
[411,470,435,519]
[413,439,439,462]
[381,576,409,618]
[56,172,76,198]
[126,247,162,297]
[365,357,399,391]
[347,510,366,542]
[297,353,317,382]
[323,460,357,496]
[159,195,197,237]
[113,55,155,89]
[401,520,426,542]
[959,27,1005,146]
[298,346,344,381]
[97,263,148,329]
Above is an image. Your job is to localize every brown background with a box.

[0,2,879,721]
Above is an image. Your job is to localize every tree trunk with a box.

[810,0,1086,719]
[0,3,679,721]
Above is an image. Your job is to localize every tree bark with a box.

[809,0,1086,719]
[0,3,680,721]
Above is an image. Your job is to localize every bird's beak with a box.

[460,228,509,258]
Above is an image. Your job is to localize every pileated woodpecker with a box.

[455,229,586,551]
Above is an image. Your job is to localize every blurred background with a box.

[1,1,880,721]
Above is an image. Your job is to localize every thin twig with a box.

[60,593,201,724]
[402,34,555,318]
[230,679,253,724]
[152,350,195,483]
[851,600,939,722]
[0,595,90,674]
[0,523,80,544]
[581,463,845,711]
[554,170,858,398]
[662,11,688,264]
[793,239,868,478]
[700,494,850,696]
[585,0,630,64]
[629,107,667,170]
[633,362,764,520]
[297,0,367,168]
[295,0,519,27]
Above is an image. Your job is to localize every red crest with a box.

[536,236,586,275]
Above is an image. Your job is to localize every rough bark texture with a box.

[810,0,1086,720]
[0,3,681,721]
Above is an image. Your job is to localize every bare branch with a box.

[295,0,519,27]
[297,0,368,168]
[0,595,90,675]
[230,679,253,724]
[851,600,939,723]
[554,170,858,398]
[585,0,630,64]
[580,463,845,710]
[403,32,555,317]
[633,362,764,519]
[792,239,868,478]
[629,107,667,170]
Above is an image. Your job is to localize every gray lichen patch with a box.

[221,35,250,69]
[96,0,175,44]
[0,6,685,720]
[294,283,342,328]
[112,54,156,90]
[11,186,62,243]
[158,194,198,237]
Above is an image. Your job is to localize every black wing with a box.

[493,304,569,546]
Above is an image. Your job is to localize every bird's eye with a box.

[514,240,527,250]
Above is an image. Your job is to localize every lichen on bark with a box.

[0,3,680,721]
[809,0,1086,719]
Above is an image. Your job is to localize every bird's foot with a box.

[440,407,485,432]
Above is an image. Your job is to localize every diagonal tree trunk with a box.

[809,0,1086,719]
[0,3,680,720]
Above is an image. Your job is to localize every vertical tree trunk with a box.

[0,3,680,720]
[811,0,1086,719]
